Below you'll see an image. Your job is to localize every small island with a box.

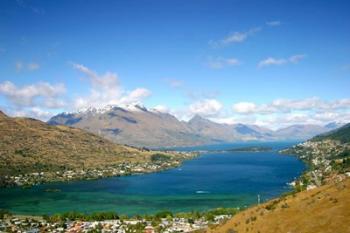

[227,146,273,152]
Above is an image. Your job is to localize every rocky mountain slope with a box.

[48,104,341,147]
[0,111,194,186]
[49,105,211,147]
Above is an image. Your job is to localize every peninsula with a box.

[0,111,197,187]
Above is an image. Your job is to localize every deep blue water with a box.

[0,141,304,216]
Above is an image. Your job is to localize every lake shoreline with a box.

[0,142,305,216]
[0,151,198,188]
[0,142,309,232]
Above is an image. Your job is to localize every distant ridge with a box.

[312,123,350,143]
[47,105,343,147]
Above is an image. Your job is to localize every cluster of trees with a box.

[0,209,11,219]
[43,211,120,222]
[150,153,171,163]
[330,156,350,172]
[42,207,240,223]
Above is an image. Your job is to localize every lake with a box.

[0,142,304,216]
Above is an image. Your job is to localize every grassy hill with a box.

[0,111,186,180]
[312,123,350,143]
[205,178,350,233]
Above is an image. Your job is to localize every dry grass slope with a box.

[206,178,350,233]
[0,111,168,176]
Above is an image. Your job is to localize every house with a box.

[144,225,155,233]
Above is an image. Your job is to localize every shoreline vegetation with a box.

[176,146,274,155]
[226,146,272,152]
[0,151,198,188]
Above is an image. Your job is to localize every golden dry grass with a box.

[0,111,172,176]
[206,178,350,233]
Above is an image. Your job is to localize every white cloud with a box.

[289,54,306,63]
[73,64,120,89]
[211,109,350,130]
[120,88,151,105]
[258,54,305,67]
[210,27,261,47]
[232,97,350,115]
[232,102,257,114]
[228,97,350,128]
[73,64,151,110]
[27,63,40,71]
[152,105,170,113]
[15,61,40,71]
[189,99,223,117]
[0,81,66,108]
[163,78,183,88]
[258,57,287,67]
[16,0,45,14]
[11,107,56,120]
[207,57,240,69]
[266,21,281,26]
[16,62,23,71]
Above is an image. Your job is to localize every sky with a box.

[0,0,350,129]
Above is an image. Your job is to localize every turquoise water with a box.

[0,142,304,216]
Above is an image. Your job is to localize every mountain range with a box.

[48,104,343,147]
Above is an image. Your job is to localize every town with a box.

[0,209,236,233]
[280,139,350,191]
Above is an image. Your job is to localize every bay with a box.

[0,141,304,216]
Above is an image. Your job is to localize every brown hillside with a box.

[206,178,350,233]
[0,111,167,176]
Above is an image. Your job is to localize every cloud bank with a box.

[258,54,305,67]
[72,64,151,110]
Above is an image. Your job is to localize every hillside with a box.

[206,177,350,233]
[0,111,194,186]
[274,124,329,140]
[312,123,350,143]
[47,105,340,147]
[281,122,350,189]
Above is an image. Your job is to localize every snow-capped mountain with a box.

[48,104,343,147]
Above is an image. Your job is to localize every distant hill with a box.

[274,124,328,139]
[312,123,350,143]
[0,110,172,177]
[47,105,342,147]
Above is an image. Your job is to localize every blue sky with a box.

[0,0,349,128]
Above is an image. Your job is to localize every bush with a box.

[45,211,119,222]
[151,153,171,162]
[0,209,11,219]
[155,210,173,219]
